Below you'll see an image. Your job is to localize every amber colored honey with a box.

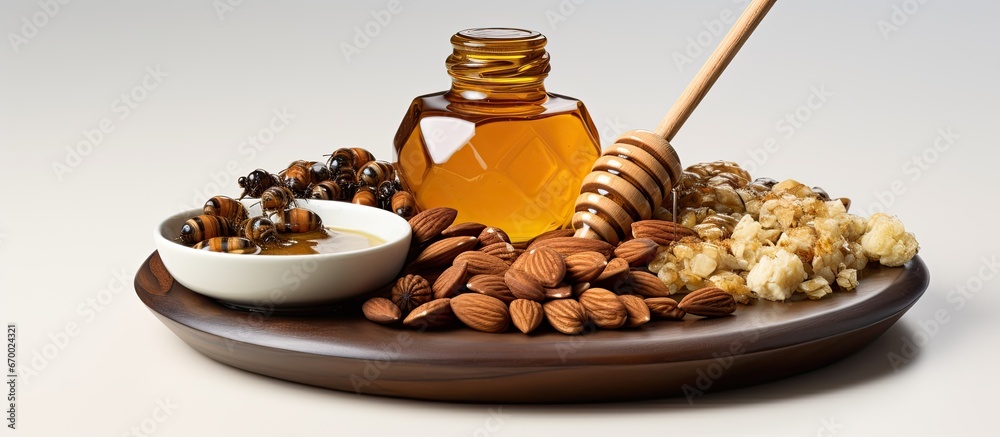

[393,29,601,243]
[259,227,383,255]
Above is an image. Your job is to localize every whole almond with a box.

[563,251,608,283]
[679,287,737,318]
[578,288,627,329]
[631,220,697,247]
[594,257,630,290]
[509,299,544,334]
[441,222,487,238]
[455,251,509,276]
[403,298,456,329]
[528,236,614,259]
[478,227,510,246]
[504,268,545,301]
[521,247,566,288]
[614,238,659,266]
[545,284,573,299]
[467,274,516,303]
[479,242,521,264]
[645,297,685,320]
[432,261,468,299]
[408,207,458,244]
[451,293,510,333]
[617,294,651,328]
[543,299,589,335]
[391,275,432,314]
[408,236,478,271]
[362,297,401,324]
[622,271,671,298]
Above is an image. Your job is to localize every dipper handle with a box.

[572,0,776,243]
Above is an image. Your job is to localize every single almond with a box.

[545,284,574,299]
[408,207,458,244]
[362,297,401,324]
[432,261,468,299]
[617,294,651,328]
[678,287,737,318]
[391,275,432,314]
[479,242,521,264]
[478,227,511,246]
[578,288,627,329]
[509,299,544,334]
[441,222,487,238]
[644,297,685,320]
[467,274,516,303]
[408,236,478,271]
[504,268,546,301]
[563,251,608,283]
[451,293,510,333]
[594,257,630,290]
[403,298,455,329]
[521,247,566,288]
[454,251,509,276]
[622,271,671,298]
[543,299,589,335]
[631,220,697,247]
[528,236,614,259]
[614,238,659,266]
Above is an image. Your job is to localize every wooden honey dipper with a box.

[573,0,777,244]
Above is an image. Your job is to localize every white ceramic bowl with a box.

[154,199,411,307]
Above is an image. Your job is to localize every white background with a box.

[2,0,998,435]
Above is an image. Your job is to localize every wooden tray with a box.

[135,251,929,403]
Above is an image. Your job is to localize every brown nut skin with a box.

[578,288,627,329]
[403,298,456,329]
[679,287,737,318]
[363,297,402,324]
[543,299,589,335]
[451,293,510,333]
[509,299,544,334]
[391,275,431,315]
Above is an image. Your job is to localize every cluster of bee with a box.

[178,147,417,254]
[236,147,419,220]
[178,195,324,254]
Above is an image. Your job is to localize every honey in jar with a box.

[393,28,601,243]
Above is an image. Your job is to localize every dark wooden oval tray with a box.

[135,251,929,403]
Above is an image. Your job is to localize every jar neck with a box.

[445,28,551,104]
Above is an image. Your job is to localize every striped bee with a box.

[309,180,343,201]
[272,208,323,233]
[351,186,378,207]
[260,186,297,213]
[238,169,281,199]
[179,215,233,245]
[193,237,258,254]
[281,160,313,193]
[238,216,279,247]
[203,196,248,224]
[356,160,395,187]
[391,191,418,220]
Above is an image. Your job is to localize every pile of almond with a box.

[361,207,736,334]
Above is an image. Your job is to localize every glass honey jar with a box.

[393,28,601,243]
